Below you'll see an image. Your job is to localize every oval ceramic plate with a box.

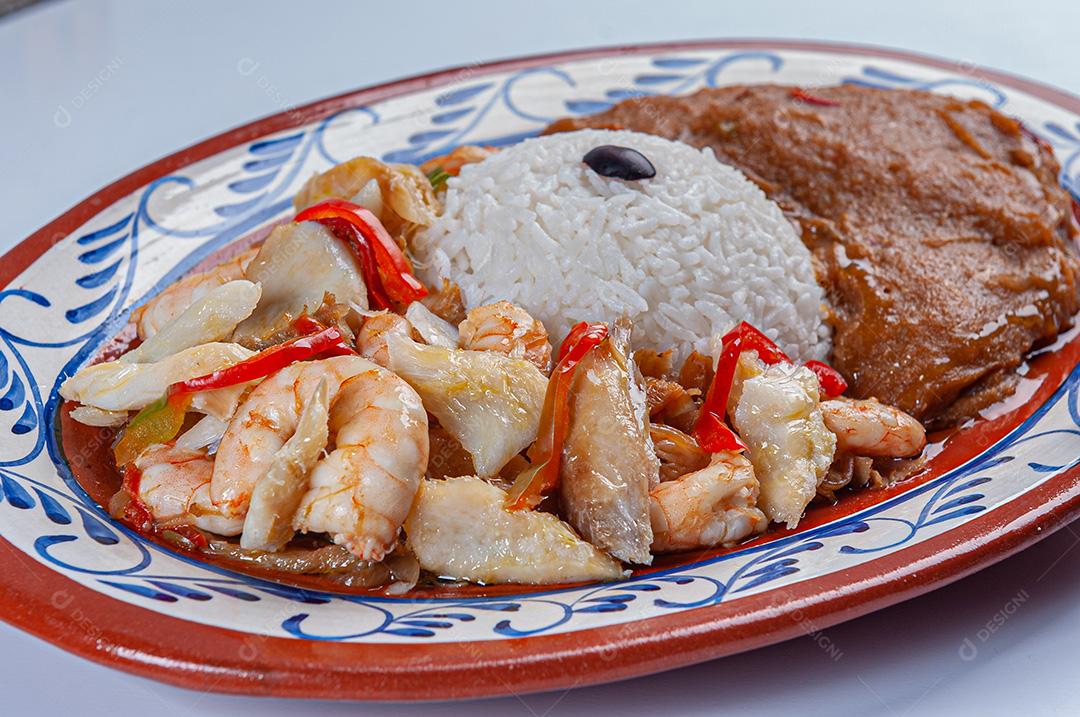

[3,40,1080,701]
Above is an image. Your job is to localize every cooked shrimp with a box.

[404,476,623,584]
[355,311,415,368]
[210,356,375,519]
[242,380,330,552]
[821,398,926,458]
[458,300,552,372]
[133,444,243,536]
[293,363,428,560]
[649,451,768,552]
[131,248,257,340]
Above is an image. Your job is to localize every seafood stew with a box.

[59,84,1078,593]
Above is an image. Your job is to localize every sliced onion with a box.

[70,405,129,427]
[350,178,384,218]
[121,280,261,364]
[405,301,459,348]
[650,423,709,482]
[205,541,390,587]
[175,415,229,453]
[384,550,420,595]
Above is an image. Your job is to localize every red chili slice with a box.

[171,322,353,396]
[692,408,747,454]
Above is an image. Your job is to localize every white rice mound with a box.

[413,129,830,361]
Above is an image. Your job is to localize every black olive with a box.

[582,145,656,181]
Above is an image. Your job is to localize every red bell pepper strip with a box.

[721,321,791,364]
[318,216,394,310]
[506,322,609,510]
[113,319,354,465]
[171,323,352,395]
[695,322,789,448]
[805,360,848,400]
[790,87,840,107]
[289,315,356,357]
[556,320,606,363]
[294,199,427,309]
[693,408,747,454]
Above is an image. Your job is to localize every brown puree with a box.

[546,85,1080,428]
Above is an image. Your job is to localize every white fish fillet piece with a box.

[728,353,835,528]
[558,319,658,564]
[405,476,624,584]
[386,334,546,476]
[233,221,367,342]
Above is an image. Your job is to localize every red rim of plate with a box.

[2,39,1080,701]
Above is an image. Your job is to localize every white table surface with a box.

[2,1,1079,714]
